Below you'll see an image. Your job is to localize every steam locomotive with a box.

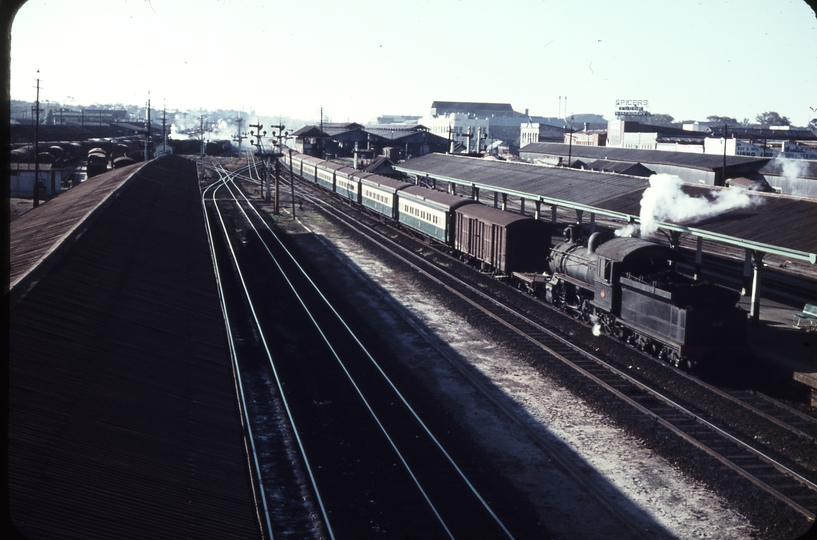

[540,225,747,370]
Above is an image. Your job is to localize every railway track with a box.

[269,164,817,528]
[202,164,525,539]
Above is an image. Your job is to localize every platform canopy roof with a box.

[394,153,817,263]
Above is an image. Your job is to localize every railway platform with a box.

[738,295,817,405]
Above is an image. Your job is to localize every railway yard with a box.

[206,153,817,538]
[8,153,817,539]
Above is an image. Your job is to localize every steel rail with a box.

[206,166,335,539]
[215,168,460,537]
[294,182,817,521]
[201,176,273,540]
[226,175,516,540]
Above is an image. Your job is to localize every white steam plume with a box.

[171,117,238,143]
[777,158,808,182]
[615,174,764,238]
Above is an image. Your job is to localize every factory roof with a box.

[394,153,817,263]
[291,125,328,138]
[520,143,770,172]
[430,101,522,117]
[8,155,262,539]
[584,160,654,177]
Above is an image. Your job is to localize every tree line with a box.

[640,111,816,130]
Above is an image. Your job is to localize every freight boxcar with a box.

[454,204,552,274]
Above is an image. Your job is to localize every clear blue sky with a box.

[9,0,817,125]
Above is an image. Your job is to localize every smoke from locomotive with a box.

[616,173,763,238]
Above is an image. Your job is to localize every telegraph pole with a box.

[319,107,325,159]
[270,124,285,214]
[289,147,296,218]
[144,97,151,161]
[721,123,728,187]
[199,115,205,179]
[33,71,42,207]
[161,103,167,155]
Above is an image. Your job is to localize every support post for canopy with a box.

[472,185,479,201]
[575,209,583,225]
[694,237,704,280]
[750,250,765,325]
[742,249,753,296]
[493,191,499,208]
[551,204,558,224]
[501,193,507,211]
[589,213,596,234]
[534,200,541,220]
[274,157,280,214]
[668,230,682,269]
[520,198,526,215]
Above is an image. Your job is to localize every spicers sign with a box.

[615,99,649,116]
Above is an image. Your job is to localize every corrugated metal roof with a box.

[9,162,139,297]
[456,203,534,227]
[396,152,648,210]
[401,184,480,210]
[356,172,412,191]
[291,125,327,137]
[9,155,262,539]
[521,143,769,171]
[585,160,654,176]
[596,186,817,256]
[430,101,520,116]
[395,153,817,263]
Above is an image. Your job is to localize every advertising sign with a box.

[615,99,649,117]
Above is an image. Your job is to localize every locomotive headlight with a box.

[600,290,606,298]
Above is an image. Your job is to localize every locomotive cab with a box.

[591,239,676,314]
[592,256,616,314]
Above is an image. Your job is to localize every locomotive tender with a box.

[280,150,746,370]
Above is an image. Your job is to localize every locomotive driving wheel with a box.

[599,313,617,336]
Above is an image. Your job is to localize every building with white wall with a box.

[421,112,490,153]
[520,121,566,146]
[9,163,61,198]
